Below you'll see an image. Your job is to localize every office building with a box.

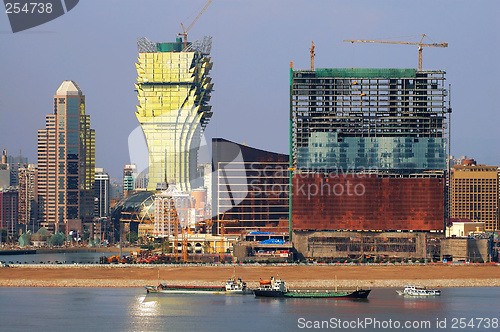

[0,188,18,236]
[95,168,110,218]
[123,164,137,195]
[37,80,95,232]
[135,36,213,192]
[450,159,499,232]
[212,138,289,235]
[7,152,28,187]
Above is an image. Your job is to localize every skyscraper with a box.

[135,36,213,192]
[95,168,110,218]
[37,81,95,232]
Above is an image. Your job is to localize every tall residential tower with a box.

[135,36,213,192]
[37,81,95,231]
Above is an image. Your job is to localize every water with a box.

[0,287,498,331]
[0,252,119,264]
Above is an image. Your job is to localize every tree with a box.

[18,232,32,247]
[48,232,66,247]
[128,231,138,244]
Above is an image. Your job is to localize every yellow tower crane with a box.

[310,41,315,71]
[178,0,213,49]
[343,34,448,71]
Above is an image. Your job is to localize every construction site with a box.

[103,3,498,264]
[285,36,454,260]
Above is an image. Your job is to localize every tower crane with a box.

[178,0,213,49]
[310,41,315,71]
[343,34,448,71]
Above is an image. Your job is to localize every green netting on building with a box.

[156,42,184,52]
[315,68,416,79]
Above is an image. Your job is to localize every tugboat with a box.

[254,277,371,299]
[396,285,441,296]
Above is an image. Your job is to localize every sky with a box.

[0,0,499,179]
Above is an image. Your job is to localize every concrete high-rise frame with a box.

[289,68,449,232]
[37,81,95,231]
[135,37,213,192]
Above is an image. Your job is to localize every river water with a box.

[0,287,498,331]
[0,252,120,264]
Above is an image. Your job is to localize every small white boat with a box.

[396,285,441,296]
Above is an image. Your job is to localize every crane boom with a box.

[179,0,213,49]
[343,34,448,71]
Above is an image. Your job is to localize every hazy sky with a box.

[1,0,499,179]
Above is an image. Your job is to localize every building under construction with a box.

[135,36,213,192]
[287,55,450,261]
[291,68,448,172]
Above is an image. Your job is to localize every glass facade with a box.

[212,138,289,234]
[297,132,446,171]
[291,68,448,172]
[37,81,95,226]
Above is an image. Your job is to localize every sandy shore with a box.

[1,264,499,288]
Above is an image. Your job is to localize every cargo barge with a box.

[254,277,370,299]
[145,278,248,295]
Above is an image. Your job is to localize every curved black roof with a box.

[111,191,155,222]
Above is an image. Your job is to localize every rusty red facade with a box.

[292,173,444,231]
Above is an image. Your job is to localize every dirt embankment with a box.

[0,264,499,288]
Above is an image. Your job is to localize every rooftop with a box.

[56,80,82,96]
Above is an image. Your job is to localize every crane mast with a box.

[310,41,315,71]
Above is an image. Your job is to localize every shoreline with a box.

[0,247,141,255]
[1,264,499,288]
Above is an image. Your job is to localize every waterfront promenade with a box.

[0,264,499,288]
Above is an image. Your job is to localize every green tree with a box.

[48,232,66,246]
[128,231,138,244]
